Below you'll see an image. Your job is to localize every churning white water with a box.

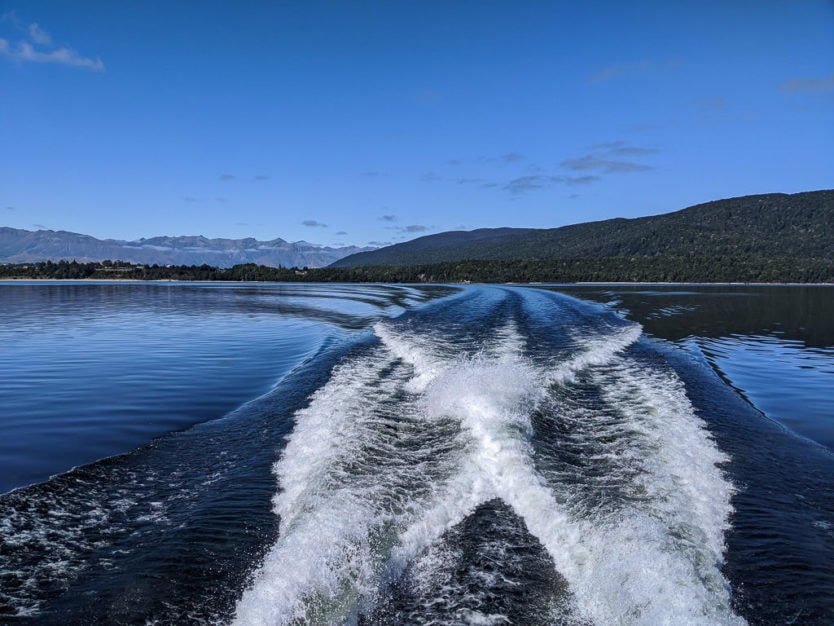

[235,310,742,625]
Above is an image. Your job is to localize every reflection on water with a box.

[698,335,834,448]
[0,281,452,493]
[555,285,834,451]
[557,285,834,347]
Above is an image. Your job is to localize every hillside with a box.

[0,228,373,268]
[332,191,834,267]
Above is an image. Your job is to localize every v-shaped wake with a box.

[235,294,743,625]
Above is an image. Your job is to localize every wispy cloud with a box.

[385,223,432,234]
[183,196,198,203]
[0,21,104,71]
[6,41,104,70]
[1,10,20,25]
[215,197,227,203]
[415,143,649,196]
[28,23,50,45]
[32,223,46,230]
[368,241,390,247]
[302,219,327,228]
[420,163,605,195]
[504,175,599,194]
[421,171,444,183]
[254,175,270,181]
[219,174,236,181]
[378,214,398,222]
[781,73,834,93]
[566,175,599,184]
[560,142,655,174]
[6,205,15,211]
[336,230,348,235]
[590,141,657,156]
[479,152,526,164]
[561,156,651,173]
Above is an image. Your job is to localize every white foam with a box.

[234,351,405,624]
[412,352,590,578]
[547,322,643,384]
[235,316,743,625]
[505,348,740,624]
[566,358,740,623]
[373,322,446,393]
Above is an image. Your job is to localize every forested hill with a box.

[332,190,834,267]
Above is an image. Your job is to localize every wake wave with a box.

[235,290,742,625]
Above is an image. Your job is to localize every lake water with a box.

[1,282,832,624]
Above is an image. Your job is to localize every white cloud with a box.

[15,41,104,70]
[28,23,51,45]
[0,22,104,71]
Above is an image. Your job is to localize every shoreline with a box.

[1,278,833,287]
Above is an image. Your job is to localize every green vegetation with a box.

[3,190,832,284]
[333,190,834,267]
[2,256,832,283]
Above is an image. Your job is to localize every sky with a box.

[1,1,832,248]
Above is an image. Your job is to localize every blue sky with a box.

[1,1,832,247]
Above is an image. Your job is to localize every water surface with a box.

[0,282,832,624]
[557,285,834,449]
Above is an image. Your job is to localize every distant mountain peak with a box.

[0,227,375,268]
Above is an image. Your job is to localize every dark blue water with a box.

[0,282,438,494]
[0,282,831,624]
[556,285,834,450]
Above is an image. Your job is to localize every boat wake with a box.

[235,289,742,625]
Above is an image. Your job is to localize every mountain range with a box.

[333,190,834,267]
[0,228,373,268]
[4,190,831,275]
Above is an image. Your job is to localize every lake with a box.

[1,282,832,624]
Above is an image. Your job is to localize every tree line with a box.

[1,256,832,283]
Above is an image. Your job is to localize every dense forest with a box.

[2,256,832,283]
[333,190,834,267]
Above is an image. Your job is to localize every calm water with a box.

[0,282,832,624]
